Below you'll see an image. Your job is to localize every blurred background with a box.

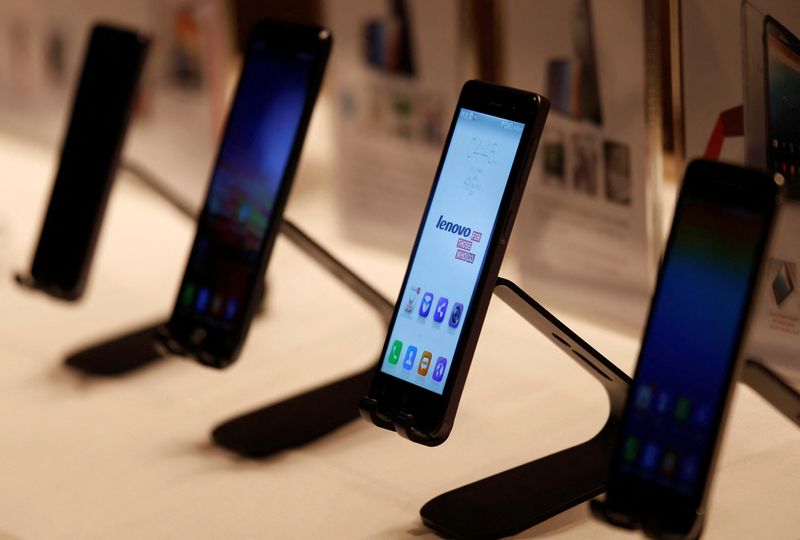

[0,0,798,330]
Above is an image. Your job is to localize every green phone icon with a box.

[389,340,403,364]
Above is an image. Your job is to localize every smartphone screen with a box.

[167,22,329,363]
[608,162,776,526]
[765,18,800,182]
[30,25,148,298]
[378,109,525,394]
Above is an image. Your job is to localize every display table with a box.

[0,133,797,539]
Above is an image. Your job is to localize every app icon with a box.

[634,384,654,410]
[224,299,238,321]
[661,450,678,477]
[418,351,432,376]
[623,436,639,463]
[655,390,670,414]
[210,295,223,316]
[679,455,699,484]
[403,346,418,370]
[196,288,211,312]
[449,302,464,328]
[419,292,434,318]
[181,283,196,307]
[434,297,449,323]
[404,286,421,313]
[432,356,447,382]
[674,397,692,423]
[388,340,403,365]
[641,442,660,471]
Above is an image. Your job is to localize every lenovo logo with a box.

[435,215,472,238]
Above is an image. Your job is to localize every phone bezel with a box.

[603,160,778,535]
[366,80,548,439]
[165,19,332,367]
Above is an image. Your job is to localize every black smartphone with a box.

[597,160,779,537]
[25,24,149,300]
[360,80,549,445]
[764,16,800,190]
[161,20,331,368]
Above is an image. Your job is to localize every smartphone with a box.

[26,24,149,300]
[597,160,779,537]
[764,16,800,187]
[360,80,549,445]
[160,20,331,368]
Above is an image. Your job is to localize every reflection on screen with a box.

[175,42,313,328]
[616,192,768,496]
[767,22,800,179]
[379,108,524,394]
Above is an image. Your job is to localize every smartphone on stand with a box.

[23,24,150,300]
[593,160,779,538]
[764,16,800,189]
[360,80,549,445]
[160,20,331,368]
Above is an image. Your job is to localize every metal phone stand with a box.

[741,360,800,428]
[416,277,632,539]
[215,274,629,462]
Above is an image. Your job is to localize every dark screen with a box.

[614,172,772,498]
[172,39,314,330]
[31,25,148,297]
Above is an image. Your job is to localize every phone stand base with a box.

[416,277,631,538]
[420,422,617,539]
[13,271,78,301]
[64,321,167,376]
[57,280,268,377]
[212,367,374,457]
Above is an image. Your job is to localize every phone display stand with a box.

[741,360,800,428]
[61,281,267,377]
[415,277,632,538]
[63,320,167,376]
